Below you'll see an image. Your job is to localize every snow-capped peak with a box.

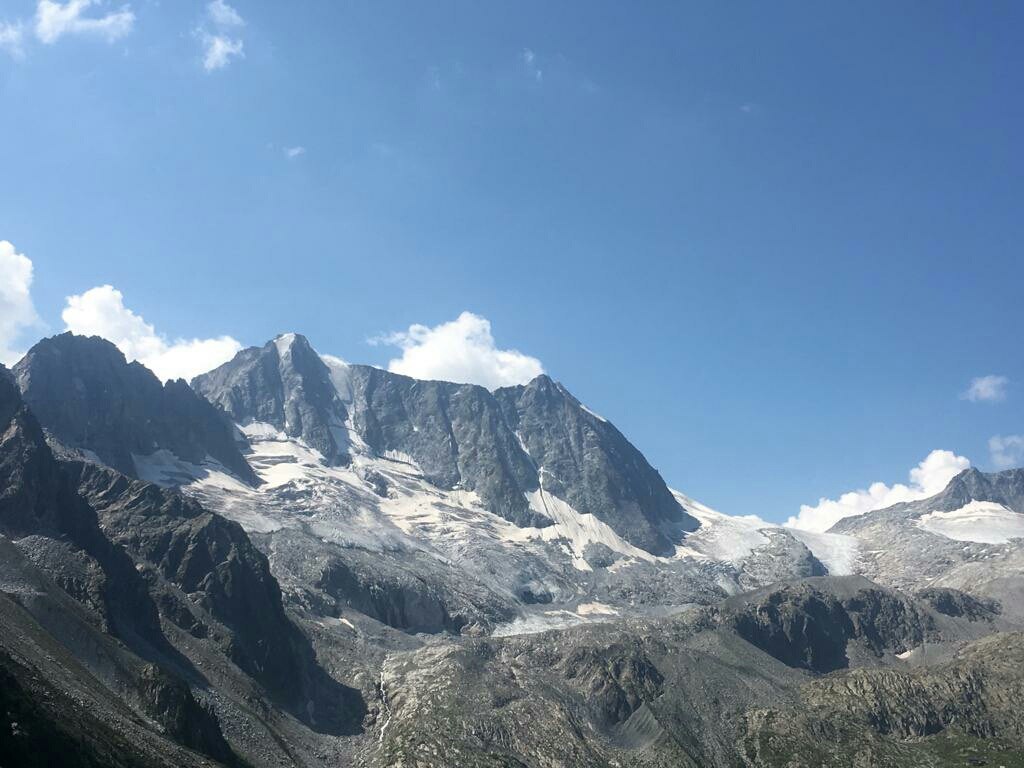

[274,332,299,358]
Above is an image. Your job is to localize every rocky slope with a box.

[368,577,1019,768]
[741,630,1024,767]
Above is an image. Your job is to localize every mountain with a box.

[830,466,1024,619]
[21,331,1017,635]
[192,333,352,466]
[13,333,257,484]
[5,333,1024,767]
[194,332,698,553]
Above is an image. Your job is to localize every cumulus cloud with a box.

[34,0,134,45]
[284,146,305,159]
[961,374,1009,403]
[786,449,971,533]
[989,435,1024,470]
[0,241,41,365]
[200,33,243,70]
[374,311,544,390]
[197,0,244,71]
[62,285,241,382]
[0,20,25,58]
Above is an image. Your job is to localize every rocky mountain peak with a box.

[934,466,1024,513]
[193,333,351,465]
[495,372,698,555]
[12,333,256,484]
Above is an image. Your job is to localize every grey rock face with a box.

[193,333,350,465]
[741,631,1024,767]
[253,526,519,635]
[344,365,546,528]
[722,577,935,673]
[924,466,1024,513]
[68,461,367,736]
[70,463,301,692]
[373,576,1021,768]
[0,365,166,647]
[915,587,1001,621]
[495,374,698,555]
[0,641,224,768]
[317,557,470,634]
[135,664,238,765]
[343,366,695,553]
[13,333,256,483]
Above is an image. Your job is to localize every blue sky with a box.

[1,1,1022,525]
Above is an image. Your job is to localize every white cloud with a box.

[34,0,134,45]
[521,48,542,83]
[989,435,1024,470]
[0,241,41,366]
[284,146,305,159]
[0,20,26,58]
[961,374,1009,403]
[374,311,544,390]
[786,449,971,533]
[200,32,243,71]
[62,285,241,382]
[197,0,244,71]
[206,0,243,27]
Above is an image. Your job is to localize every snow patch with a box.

[134,449,199,486]
[492,602,621,636]
[240,421,288,439]
[274,332,297,358]
[524,488,659,570]
[381,450,420,469]
[321,353,354,403]
[491,611,587,636]
[917,501,1024,544]
[579,404,607,423]
[787,529,861,575]
[671,490,861,576]
[673,491,773,564]
[576,602,618,616]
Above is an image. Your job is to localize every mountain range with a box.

[3,331,1024,767]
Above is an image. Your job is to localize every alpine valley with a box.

[3,331,1024,768]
